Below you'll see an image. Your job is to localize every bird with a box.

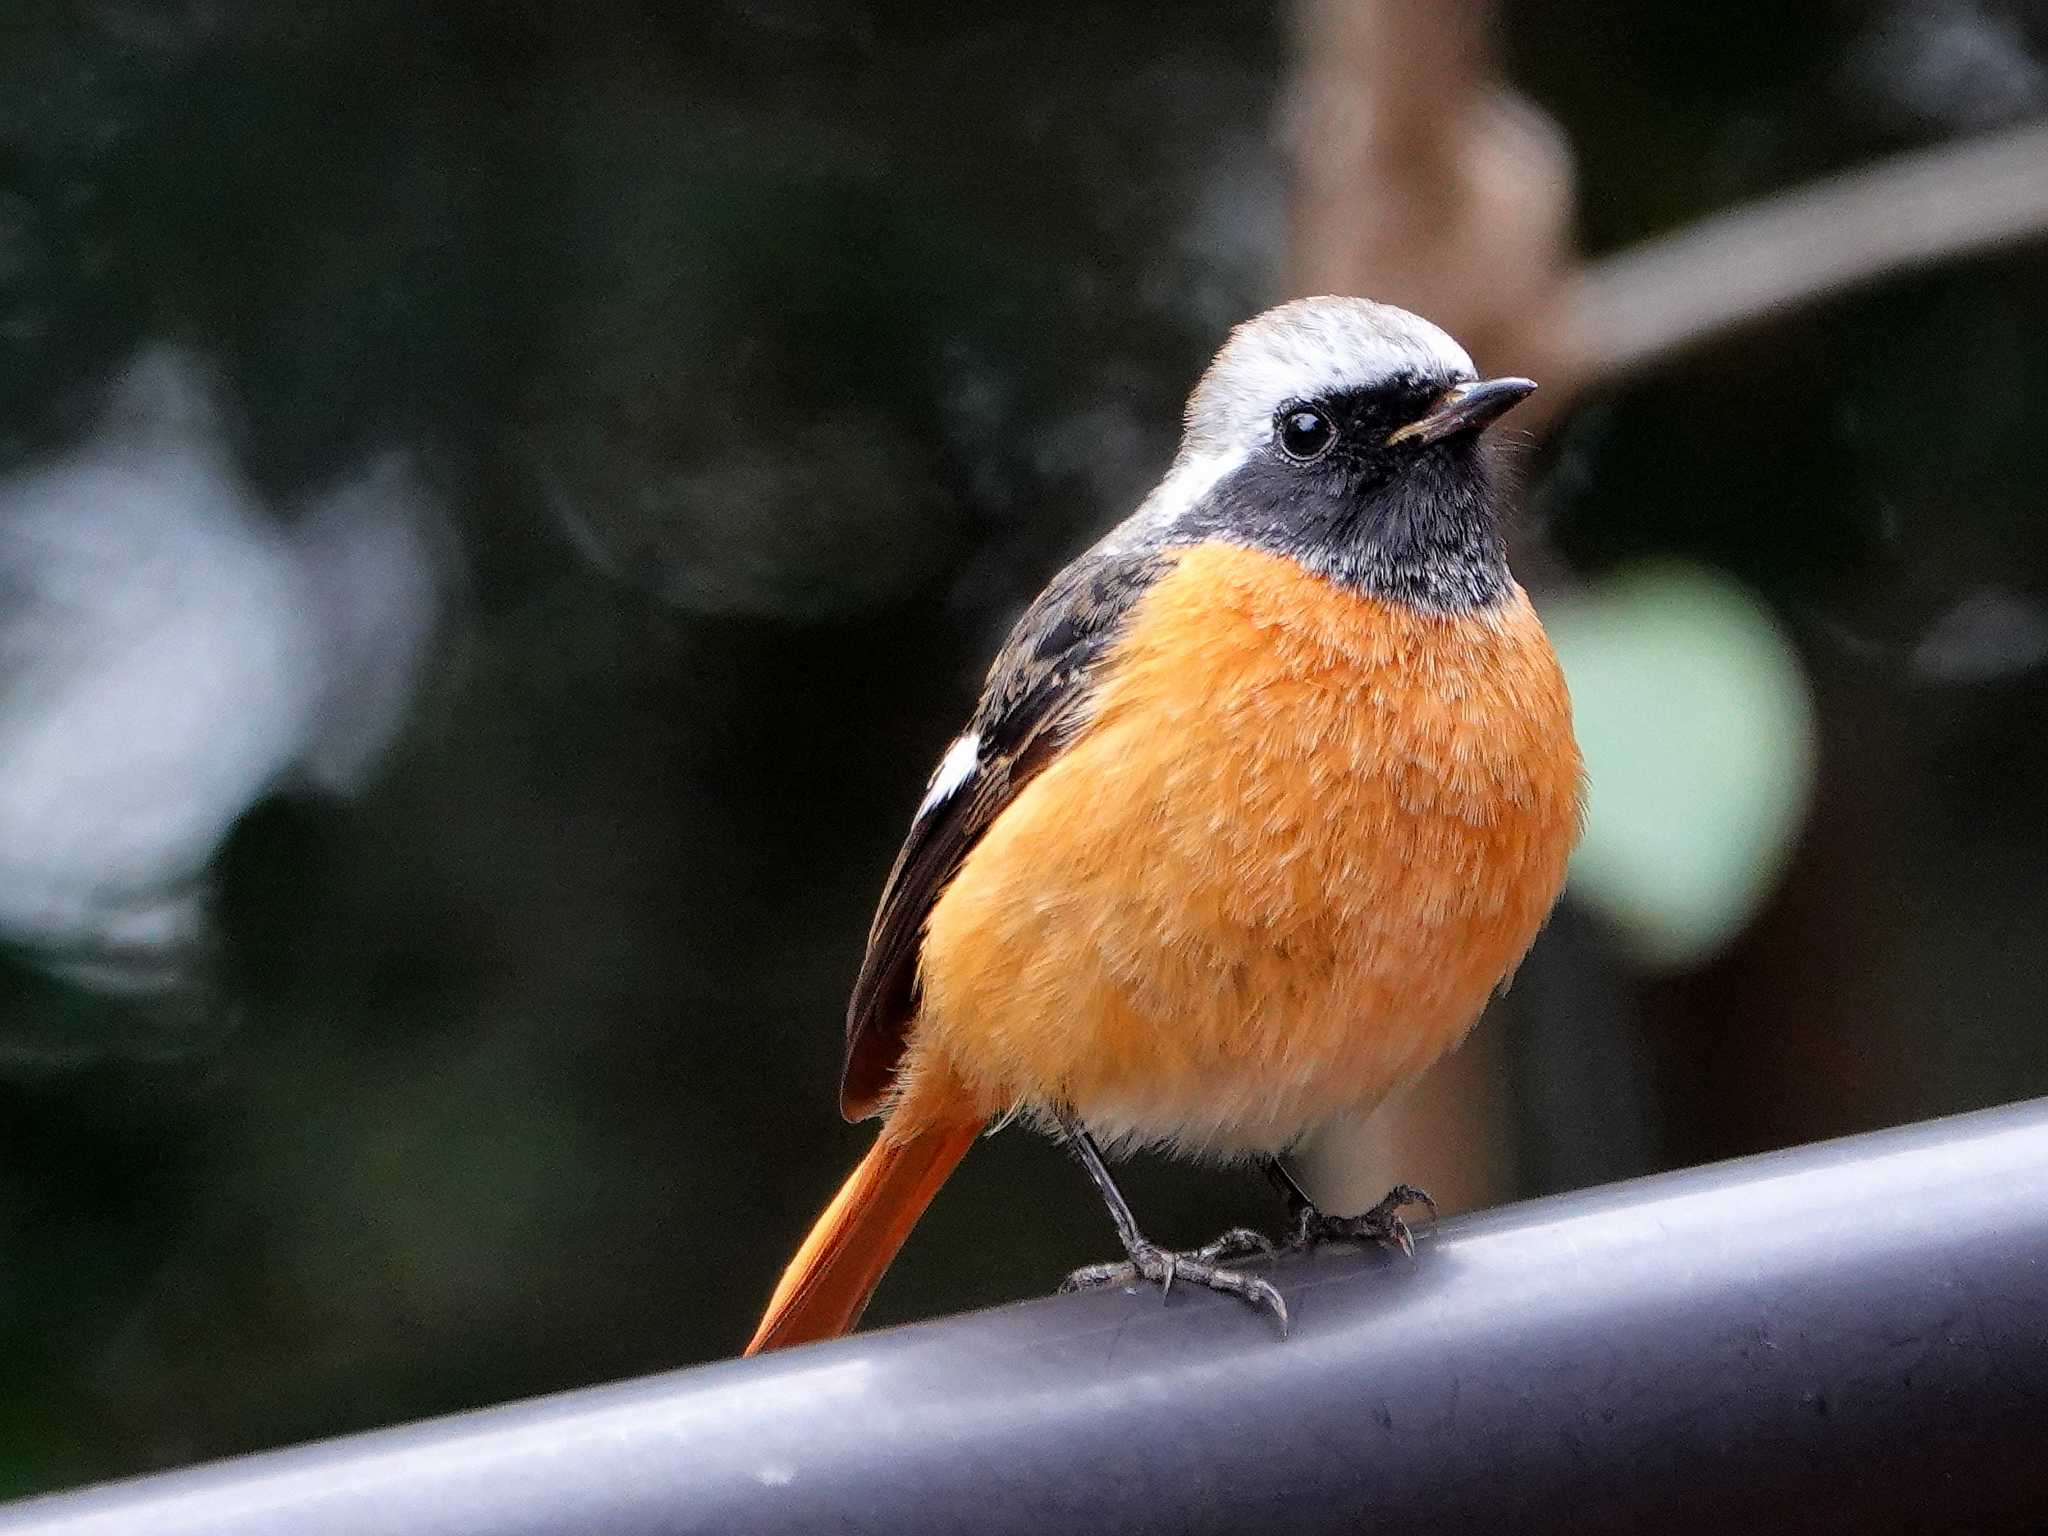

[746,295,1583,1354]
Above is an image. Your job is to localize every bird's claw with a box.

[1290,1182,1438,1259]
[1061,1238,1289,1335]
[1192,1225,1278,1264]
[1061,1259,1133,1293]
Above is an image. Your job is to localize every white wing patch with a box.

[915,732,981,820]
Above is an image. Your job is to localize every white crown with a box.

[1183,296,1476,461]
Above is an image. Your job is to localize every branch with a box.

[1537,119,2048,421]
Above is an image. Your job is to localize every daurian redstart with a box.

[747,296,1582,1353]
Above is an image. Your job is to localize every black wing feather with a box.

[839,544,1168,1118]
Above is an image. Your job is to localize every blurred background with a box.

[2,0,2046,1498]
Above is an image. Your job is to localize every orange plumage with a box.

[749,542,1579,1352]
[893,542,1582,1152]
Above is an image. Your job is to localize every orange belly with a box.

[893,540,1583,1158]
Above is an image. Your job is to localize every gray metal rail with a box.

[8,1097,2048,1535]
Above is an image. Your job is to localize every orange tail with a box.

[745,1121,979,1355]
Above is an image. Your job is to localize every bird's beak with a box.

[1386,377,1538,447]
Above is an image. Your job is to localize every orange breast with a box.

[892,540,1583,1158]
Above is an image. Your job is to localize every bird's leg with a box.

[1267,1157,1437,1260]
[1054,1112,1287,1333]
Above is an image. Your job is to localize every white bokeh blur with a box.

[0,347,446,1029]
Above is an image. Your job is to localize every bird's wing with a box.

[840,544,1169,1118]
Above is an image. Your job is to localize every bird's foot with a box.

[1061,1236,1288,1335]
[1190,1225,1279,1265]
[1288,1183,1438,1259]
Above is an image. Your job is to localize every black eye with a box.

[1277,403,1336,462]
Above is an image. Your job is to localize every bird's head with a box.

[1154,296,1535,611]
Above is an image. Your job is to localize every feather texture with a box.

[890,540,1583,1156]
[840,544,1167,1117]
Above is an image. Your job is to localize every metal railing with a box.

[8,1097,2048,1534]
